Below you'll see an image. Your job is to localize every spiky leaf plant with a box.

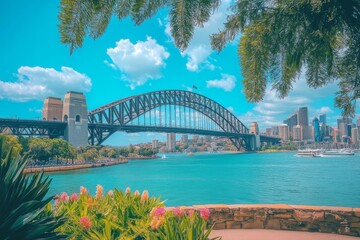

[0,138,65,239]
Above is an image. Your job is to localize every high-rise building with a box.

[319,114,326,125]
[297,107,309,126]
[42,97,63,121]
[333,128,339,143]
[250,122,259,134]
[351,128,358,145]
[283,113,297,137]
[292,125,302,141]
[192,135,199,142]
[279,124,289,141]
[152,139,159,149]
[166,133,176,152]
[181,134,188,144]
[337,117,352,139]
[271,126,279,136]
[204,135,212,142]
[265,128,272,136]
[347,124,353,137]
[313,117,321,142]
[357,116,360,127]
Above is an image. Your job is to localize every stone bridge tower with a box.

[62,91,88,147]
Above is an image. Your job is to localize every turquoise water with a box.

[45,152,360,207]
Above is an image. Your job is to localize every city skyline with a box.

[1,1,359,146]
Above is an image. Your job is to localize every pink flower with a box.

[141,190,148,203]
[187,209,195,217]
[199,208,210,221]
[134,190,140,197]
[96,184,103,198]
[155,207,165,217]
[125,187,131,195]
[54,199,60,206]
[108,190,114,196]
[60,192,68,201]
[173,207,184,217]
[80,186,88,195]
[70,193,78,201]
[80,216,92,230]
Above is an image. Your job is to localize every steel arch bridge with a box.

[87,90,276,151]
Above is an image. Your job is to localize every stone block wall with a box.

[179,204,360,237]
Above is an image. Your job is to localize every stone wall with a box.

[180,204,360,237]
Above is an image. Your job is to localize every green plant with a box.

[0,138,65,239]
[52,186,164,239]
[150,207,221,240]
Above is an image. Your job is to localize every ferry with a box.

[295,149,321,157]
[317,149,355,157]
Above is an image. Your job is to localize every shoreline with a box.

[23,156,158,174]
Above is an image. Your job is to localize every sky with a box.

[0,1,359,146]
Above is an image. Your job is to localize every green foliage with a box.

[58,0,360,116]
[0,134,23,158]
[138,147,156,156]
[0,138,65,239]
[28,138,52,162]
[83,148,100,161]
[52,187,164,239]
[151,209,220,240]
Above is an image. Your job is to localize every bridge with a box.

[0,90,280,151]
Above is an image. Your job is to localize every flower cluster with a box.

[80,216,92,230]
[150,207,166,229]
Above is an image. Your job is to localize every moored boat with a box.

[295,149,322,157]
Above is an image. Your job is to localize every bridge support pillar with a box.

[62,91,88,147]
[250,134,261,151]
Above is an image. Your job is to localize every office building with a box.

[352,128,358,145]
[292,125,302,141]
[297,107,309,126]
[271,126,279,136]
[283,113,297,137]
[265,128,272,136]
[279,124,289,141]
[166,133,176,152]
[152,139,159,149]
[181,134,188,144]
[319,114,326,125]
[313,117,320,142]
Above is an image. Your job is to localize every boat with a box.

[295,149,322,157]
[316,149,355,157]
[161,154,166,159]
[187,152,194,156]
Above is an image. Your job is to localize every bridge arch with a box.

[88,90,252,150]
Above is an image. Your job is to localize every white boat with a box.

[317,149,355,157]
[161,154,166,159]
[295,149,322,157]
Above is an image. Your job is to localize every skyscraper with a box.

[292,125,302,141]
[181,134,188,144]
[357,116,360,128]
[283,113,297,137]
[279,124,289,141]
[319,114,326,125]
[313,117,320,142]
[297,107,309,126]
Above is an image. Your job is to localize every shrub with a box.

[0,138,65,239]
[52,186,163,239]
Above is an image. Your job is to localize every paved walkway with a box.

[209,229,358,240]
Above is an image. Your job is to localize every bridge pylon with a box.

[62,91,88,147]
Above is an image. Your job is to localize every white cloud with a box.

[318,106,334,114]
[227,106,235,113]
[165,0,232,72]
[0,66,92,102]
[106,37,170,90]
[206,74,236,92]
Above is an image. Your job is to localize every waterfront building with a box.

[42,97,63,121]
[347,124,354,137]
[333,128,340,143]
[319,114,326,125]
[357,116,360,128]
[265,128,272,136]
[337,118,347,139]
[279,124,289,141]
[181,134,188,144]
[192,135,199,142]
[351,128,358,145]
[292,125,302,141]
[204,135,212,142]
[166,133,176,152]
[152,139,159,149]
[297,107,309,126]
[313,117,321,142]
[271,126,279,136]
[283,113,297,137]
[250,122,259,135]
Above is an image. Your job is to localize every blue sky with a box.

[0,1,358,146]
